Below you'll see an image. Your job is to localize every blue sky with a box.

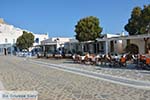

[0,0,150,37]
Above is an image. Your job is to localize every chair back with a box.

[120,57,126,63]
[140,55,146,60]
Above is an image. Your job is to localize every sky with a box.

[0,0,150,37]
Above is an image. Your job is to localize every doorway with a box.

[4,48,7,55]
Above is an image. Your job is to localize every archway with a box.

[125,43,139,54]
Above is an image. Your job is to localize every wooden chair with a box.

[144,57,150,70]
[146,57,150,64]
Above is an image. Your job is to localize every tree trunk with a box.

[144,38,149,54]
[81,43,84,53]
[27,48,29,52]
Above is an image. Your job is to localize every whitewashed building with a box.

[64,33,150,55]
[40,37,71,53]
[0,18,48,55]
[64,34,122,54]
[106,34,150,54]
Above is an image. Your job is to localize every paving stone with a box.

[0,56,150,100]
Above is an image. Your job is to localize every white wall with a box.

[41,37,70,49]
[0,23,49,53]
[33,34,48,46]
[113,40,126,54]
[0,24,23,44]
[0,23,48,45]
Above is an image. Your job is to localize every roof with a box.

[97,34,150,41]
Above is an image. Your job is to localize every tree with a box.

[16,31,34,51]
[124,5,150,53]
[124,7,142,35]
[75,16,102,42]
[125,5,150,35]
[140,5,150,34]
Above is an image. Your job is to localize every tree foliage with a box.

[75,16,102,42]
[124,5,150,35]
[16,31,34,51]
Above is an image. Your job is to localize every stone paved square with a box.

[0,56,150,100]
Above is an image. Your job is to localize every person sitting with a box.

[140,54,146,64]
[90,54,96,65]
[132,54,138,64]
[120,55,126,67]
[106,53,112,62]
[102,53,112,66]
[144,57,150,70]
[83,53,90,64]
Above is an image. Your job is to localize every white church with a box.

[0,18,48,55]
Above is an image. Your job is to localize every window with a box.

[35,38,39,43]
[5,38,7,43]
